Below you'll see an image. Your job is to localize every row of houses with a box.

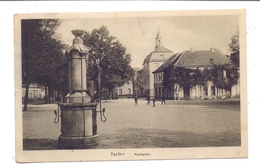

[133,29,240,100]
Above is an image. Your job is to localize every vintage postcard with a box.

[15,10,247,162]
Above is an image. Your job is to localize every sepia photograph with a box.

[14,10,247,162]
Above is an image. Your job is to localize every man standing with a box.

[161,95,166,105]
[147,95,150,105]
[153,97,155,107]
[134,95,138,105]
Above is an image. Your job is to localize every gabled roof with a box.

[153,53,181,73]
[153,49,233,73]
[143,46,173,65]
[153,46,173,53]
[174,50,232,67]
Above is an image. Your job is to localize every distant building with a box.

[114,80,134,97]
[153,48,240,99]
[138,29,174,97]
[114,67,140,97]
[22,84,45,100]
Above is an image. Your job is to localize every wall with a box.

[22,85,45,99]
[115,81,133,95]
[148,52,173,97]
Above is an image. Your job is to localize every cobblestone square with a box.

[23,98,240,150]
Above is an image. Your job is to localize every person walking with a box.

[134,95,138,105]
[147,95,150,105]
[152,97,155,107]
[161,95,166,105]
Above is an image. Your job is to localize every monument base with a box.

[58,134,99,149]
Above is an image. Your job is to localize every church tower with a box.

[155,28,162,49]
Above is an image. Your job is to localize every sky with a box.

[56,14,239,69]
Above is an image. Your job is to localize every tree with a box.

[229,30,239,67]
[22,19,66,111]
[34,37,68,104]
[211,64,228,90]
[163,66,195,99]
[211,64,239,91]
[83,26,134,97]
[163,64,239,99]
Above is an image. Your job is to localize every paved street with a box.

[23,98,241,150]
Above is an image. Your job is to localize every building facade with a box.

[114,80,134,96]
[153,48,240,99]
[22,84,45,100]
[138,29,174,98]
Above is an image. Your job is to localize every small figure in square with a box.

[153,97,156,107]
[161,95,166,105]
[147,95,150,105]
[134,95,138,105]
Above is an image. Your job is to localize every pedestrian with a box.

[152,97,155,107]
[161,95,166,105]
[134,95,138,105]
[147,95,150,105]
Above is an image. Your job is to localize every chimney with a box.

[190,47,194,52]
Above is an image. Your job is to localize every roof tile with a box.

[175,50,232,67]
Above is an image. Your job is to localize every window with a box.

[155,74,158,82]
[115,89,118,95]
[119,89,122,95]
[160,54,165,58]
[158,73,163,81]
[128,88,131,94]
[161,73,163,81]
[154,63,159,68]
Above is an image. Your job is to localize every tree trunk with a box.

[98,68,101,101]
[109,87,113,100]
[23,83,30,111]
[48,86,51,104]
[57,89,60,102]
[44,85,48,104]
[51,90,56,103]
[132,79,135,95]
[88,80,95,102]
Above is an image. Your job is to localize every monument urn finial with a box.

[71,29,85,38]
[66,29,90,55]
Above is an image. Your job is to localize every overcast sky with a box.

[57,14,239,69]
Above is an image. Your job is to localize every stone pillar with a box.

[194,85,197,99]
[58,30,99,149]
[215,87,218,98]
[207,82,212,98]
[191,87,195,99]
[66,36,90,104]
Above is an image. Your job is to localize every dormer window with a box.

[160,54,165,59]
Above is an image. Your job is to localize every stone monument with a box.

[58,30,99,149]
